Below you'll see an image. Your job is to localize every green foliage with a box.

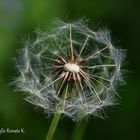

[0,0,140,140]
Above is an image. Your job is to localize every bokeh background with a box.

[0,0,140,140]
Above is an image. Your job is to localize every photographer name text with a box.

[0,128,25,134]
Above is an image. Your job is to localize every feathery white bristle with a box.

[14,19,125,121]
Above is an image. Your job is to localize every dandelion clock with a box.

[14,19,125,140]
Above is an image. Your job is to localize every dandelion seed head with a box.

[14,19,125,121]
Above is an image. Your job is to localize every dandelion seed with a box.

[14,19,125,121]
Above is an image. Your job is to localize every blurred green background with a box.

[0,0,140,140]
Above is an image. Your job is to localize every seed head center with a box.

[64,63,80,73]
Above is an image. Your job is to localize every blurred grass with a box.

[0,0,140,140]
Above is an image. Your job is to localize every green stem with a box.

[45,114,61,140]
[71,119,89,140]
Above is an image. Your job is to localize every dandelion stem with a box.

[85,46,108,60]
[90,76,108,90]
[88,64,116,69]
[80,64,116,69]
[88,74,111,82]
[40,77,61,92]
[40,56,60,63]
[56,72,68,96]
[75,81,84,104]
[53,38,67,56]
[80,69,102,104]
[45,114,61,140]
[79,35,90,56]
[71,119,89,140]
[69,25,74,60]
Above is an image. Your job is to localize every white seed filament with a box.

[64,63,80,73]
